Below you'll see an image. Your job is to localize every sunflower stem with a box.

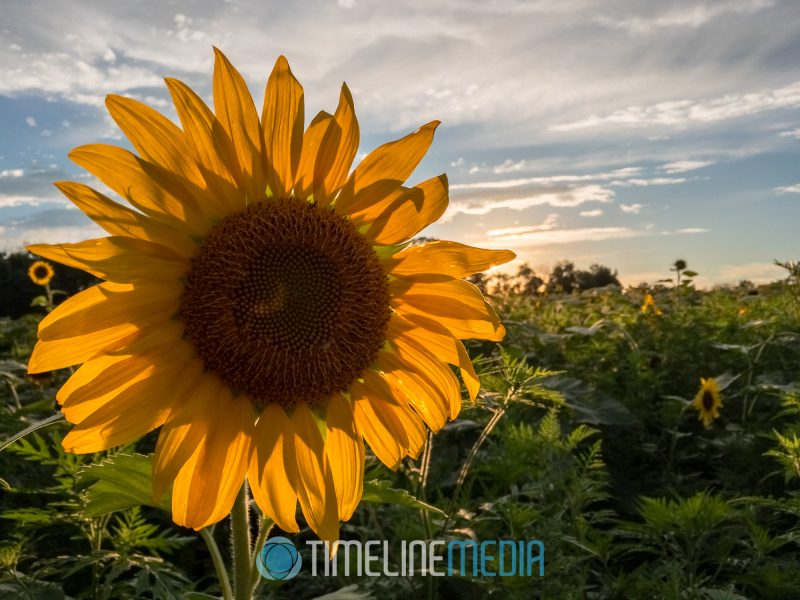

[249,512,274,595]
[200,526,233,600]
[231,481,252,600]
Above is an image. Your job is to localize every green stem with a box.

[231,482,252,600]
[200,527,233,600]
[249,513,274,595]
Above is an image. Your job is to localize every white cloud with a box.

[580,209,603,217]
[779,128,800,138]
[675,227,709,234]
[25,116,37,127]
[450,167,642,190]
[0,169,24,178]
[552,80,800,131]
[597,1,776,35]
[445,185,614,221]
[775,184,800,194]
[620,203,642,214]
[612,177,687,187]
[482,226,645,247]
[486,213,559,237]
[0,195,65,208]
[661,160,714,174]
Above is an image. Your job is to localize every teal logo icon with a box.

[256,536,302,580]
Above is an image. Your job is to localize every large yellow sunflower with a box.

[27,49,514,543]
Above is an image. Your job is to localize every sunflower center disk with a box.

[180,198,391,408]
[702,391,715,411]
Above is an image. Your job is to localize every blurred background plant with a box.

[2,254,799,599]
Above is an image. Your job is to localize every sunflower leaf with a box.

[75,453,170,516]
[361,479,445,516]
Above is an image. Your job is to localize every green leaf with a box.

[682,270,699,277]
[361,480,445,516]
[543,375,638,426]
[75,453,170,516]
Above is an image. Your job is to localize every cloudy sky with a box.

[1,0,799,286]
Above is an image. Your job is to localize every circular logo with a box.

[256,536,302,581]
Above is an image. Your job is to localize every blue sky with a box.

[1,0,799,286]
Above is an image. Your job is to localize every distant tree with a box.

[467,272,488,294]
[546,261,579,294]
[515,263,545,296]
[545,260,620,294]
[575,263,621,290]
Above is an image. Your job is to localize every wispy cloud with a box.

[619,203,642,214]
[449,167,642,190]
[486,213,559,237]
[660,160,714,174]
[444,185,614,221]
[675,227,709,234]
[482,226,644,247]
[775,184,800,194]
[580,209,603,217]
[552,80,800,131]
[779,127,800,139]
[596,1,776,35]
[612,177,687,187]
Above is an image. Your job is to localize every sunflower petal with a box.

[55,181,197,256]
[262,55,304,198]
[289,403,339,544]
[352,174,448,245]
[171,388,254,530]
[390,314,480,403]
[69,144,208,235]
[38,281,181,341]
[320,84,359,202]
[213,48,266,203]
[248,403,300,532]
[385,241,515,280]
[293,111,335,201]
[325,393,364,520]
[334,121,439,216]
[27,236,188,283]
[61,351,195,453]
[165,77,243,219]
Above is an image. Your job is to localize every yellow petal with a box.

[165,77,243,219]
[38,281,181,341]
[391,314,480,403]
[293,111,335,201]
[61,339,195,426]
[171,388,254,530]
[325,393,364,520]
[55,181,197,256]
[351,379,404,469]
[28,325,138,374]
[247,403,300,532]
[351,174,448,245]
[105,94,204,187]
[289,402,339,544]
[213,48,266,203]
[321,84,359,202]
[391,278,505,341]
[384,241,516,280]
[61,351,195,453]
[262,55,304,198]
[334,121,439,216]
[69,144,208,235]
[152,369,221,500]
[27,236,188,283]
[351,373,426,466]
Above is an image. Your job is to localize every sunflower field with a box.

[2,256,799,599]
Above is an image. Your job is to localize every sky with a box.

[1,0,799,287]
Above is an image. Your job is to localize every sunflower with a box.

[27,49,514,543]
[640,293,662,316]
[28,260,54,286]
[692,377,723,427]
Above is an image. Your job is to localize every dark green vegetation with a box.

[1,260,799,599]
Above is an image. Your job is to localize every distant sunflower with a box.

[641,293,662,316]
[27,49,514,543]
[28,260,54,286]
[692,377,722,427]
